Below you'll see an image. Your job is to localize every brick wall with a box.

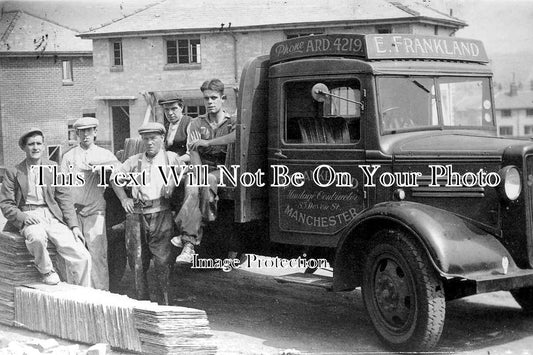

[0,55,96,168]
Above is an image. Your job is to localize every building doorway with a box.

[111,104,130,153]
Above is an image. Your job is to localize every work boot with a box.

[41,270,60,285]
[175,242,195,265]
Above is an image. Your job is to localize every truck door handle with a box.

[274,150,288,159]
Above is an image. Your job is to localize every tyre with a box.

[362,230,445,351]
[511,287,533,314]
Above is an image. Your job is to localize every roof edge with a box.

[79,16,466,39]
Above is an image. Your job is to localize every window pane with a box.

[190,39,200,63]
[378,77,437,133]
[284,79,361,144]
[178,39,189,64]
[439,78,492,127]
[62,60,72,81]
[167,40,177,64]
[113,42,122,66]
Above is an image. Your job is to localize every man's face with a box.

[77,127,97,148]
[203,90,224,115]
[142,133,164,157]
[163,102,183,124]
[23,134,44,161]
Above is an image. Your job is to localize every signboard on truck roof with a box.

[269,34,489,64]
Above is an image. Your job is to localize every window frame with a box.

[110,39,123,71]
[501,109,512,117]
[61,60,73,85]
[164,37,201,70]
[499,126,513,136]
[281,77,362,146]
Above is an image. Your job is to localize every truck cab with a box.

[231,33,533,351]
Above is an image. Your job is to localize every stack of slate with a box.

[14,283,216,354]
[0,231,58,325]
[14,284,143,352]
[134,303,216,354]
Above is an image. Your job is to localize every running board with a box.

[274,273,333,290]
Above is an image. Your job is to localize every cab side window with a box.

[285,79,361,144]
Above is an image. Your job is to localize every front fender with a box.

[333,201,515,291]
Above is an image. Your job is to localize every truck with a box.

[207,33,533,351]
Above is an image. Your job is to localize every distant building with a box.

[495,81,533,137]
[0,10,94,171]
[79,0,466,153]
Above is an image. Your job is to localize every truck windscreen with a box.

[378,76,494,134]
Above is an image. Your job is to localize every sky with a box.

[2,0,532,86]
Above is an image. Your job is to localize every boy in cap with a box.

[159,94,192,160]
[0,128,91,286]
[111,122,179,305]
[174,78,236,264]
[61,117,119,290]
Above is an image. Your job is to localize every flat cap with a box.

[73,117,99,130]
[19,127,44,149]
[158,94,184,106]
[138,122,166,135]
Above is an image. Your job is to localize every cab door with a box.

[268,76,368,247]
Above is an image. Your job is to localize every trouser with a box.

[21,207,92,287]
[77,213,109,290]
[176,171,219,246]
[125,209,174,304]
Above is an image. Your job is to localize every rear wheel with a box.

[362,230,445,351]
[511,287,533,313]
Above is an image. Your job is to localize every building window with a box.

[111,40,123,70]
[166,38,201,65]
[376,26,392,34]
[48,145,62,163]
[527,109,533,116]
[499,126,513,136]
[525,125,533,135]
[501,109,512,117]
[62,60,73,85]
[184,105,206,118]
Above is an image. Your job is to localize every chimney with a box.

[530,80,533,91]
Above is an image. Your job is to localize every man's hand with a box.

[23,214,43,226]
[71,227,86,245]
[120,197,135,214]
[189,131,210,150]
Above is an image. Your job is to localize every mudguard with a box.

[333,201,516,291]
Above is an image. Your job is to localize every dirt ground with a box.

[2,258,533,354]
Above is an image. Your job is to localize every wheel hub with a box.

[374,259,411,327]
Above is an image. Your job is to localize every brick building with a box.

[0,10,94,170]
[79,0,466,153]
[495,81,533,137]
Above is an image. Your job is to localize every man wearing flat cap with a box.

[111,122,180,305]
[61,117,119,290]
[0,128,91,286]
[159,94,192,162]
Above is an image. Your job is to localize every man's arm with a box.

[110,156,135,214]
[0,168,28,230]
[189,130,236,150]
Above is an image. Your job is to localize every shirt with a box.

[114,149,179,201]
[186,111,235,167]
[26,162,45,205]
[61,144,119,216]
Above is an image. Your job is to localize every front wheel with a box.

[362,230,445,351]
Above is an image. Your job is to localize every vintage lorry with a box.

[208,33,533,351]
